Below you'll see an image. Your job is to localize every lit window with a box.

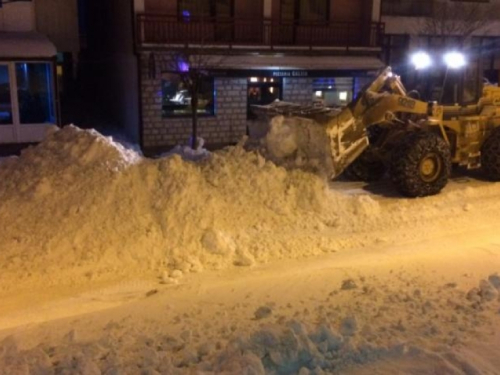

[312,77,353,107]
[247,76,282,120]
[0,65,12,125]
[15,63,56,124]
[162,73,215,117]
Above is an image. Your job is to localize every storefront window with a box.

[162,73,215,117]
[313,77,353,107]
[0,65,12,125]
[15,63,56,124]
[247,77,282,119]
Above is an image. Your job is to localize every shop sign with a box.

[271,71,309,77]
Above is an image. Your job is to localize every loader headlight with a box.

[444,52,466,69]
[411,52,432,70]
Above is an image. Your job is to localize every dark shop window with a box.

[162,73,215,117]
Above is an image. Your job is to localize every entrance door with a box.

[0,61,57,144]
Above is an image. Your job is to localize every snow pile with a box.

[262,115,334,176]
[163,137,211,161]
[0,126,351,290]
[1,125,500,292]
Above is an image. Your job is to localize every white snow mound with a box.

[1,125,500,291]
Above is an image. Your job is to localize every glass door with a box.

[0,61,57,144]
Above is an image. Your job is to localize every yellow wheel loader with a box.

[256,67,500,197]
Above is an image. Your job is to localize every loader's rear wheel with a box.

[481,127,500,181]
[390,132,451,197]
[345,149,386,182]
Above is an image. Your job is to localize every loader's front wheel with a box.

[481,127,500,181]
[390,132,451,197]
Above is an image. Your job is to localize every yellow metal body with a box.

[324,67,500,177]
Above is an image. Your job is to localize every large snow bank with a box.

[0,126,347,290]
[0,125,499,291]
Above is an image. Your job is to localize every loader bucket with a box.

[325,106,370,178]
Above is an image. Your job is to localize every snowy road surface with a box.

[1,211,500,374]
[1,126,500,374]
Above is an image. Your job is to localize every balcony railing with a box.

[136,14,384,50]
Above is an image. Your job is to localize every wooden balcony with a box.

[136,14,384,52]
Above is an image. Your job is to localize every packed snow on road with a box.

[0,125,500,374]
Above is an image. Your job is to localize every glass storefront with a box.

[0,62,56,126]
[312,76,373,107]
[15,63,56,124]
[0,60,57,144]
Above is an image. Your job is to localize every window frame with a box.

[161,72,216,118]
[0,59,58,143]
[0,61,58,126]
[15,61,57,126]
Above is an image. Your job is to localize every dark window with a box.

[383,34,409,75]
[300,0,328,22]
[280,0,329,23]
[0,65,12,125]
[162,73,215,117]
[247,77,282,119]
[472,36,500,84]
[15,63,56,124]
[178,0,234,18]
[381,0,433,17]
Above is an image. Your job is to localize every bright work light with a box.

[411,52,432,70]
[444,52,466,69]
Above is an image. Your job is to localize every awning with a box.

[0,32,57,59]
[200,54,385,71]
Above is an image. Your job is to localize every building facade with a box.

[84,0,384,152]
[0,0,80,145]
[135,0,386,151]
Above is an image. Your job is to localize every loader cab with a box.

[413,60,485,107]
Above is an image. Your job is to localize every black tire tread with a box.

[481,127,500,181]
[345,149,386,182]
[390,132,451,197]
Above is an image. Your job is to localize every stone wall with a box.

[140,53,248,148]
[282,77,314,105]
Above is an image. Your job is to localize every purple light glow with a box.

[178,61,189,72]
